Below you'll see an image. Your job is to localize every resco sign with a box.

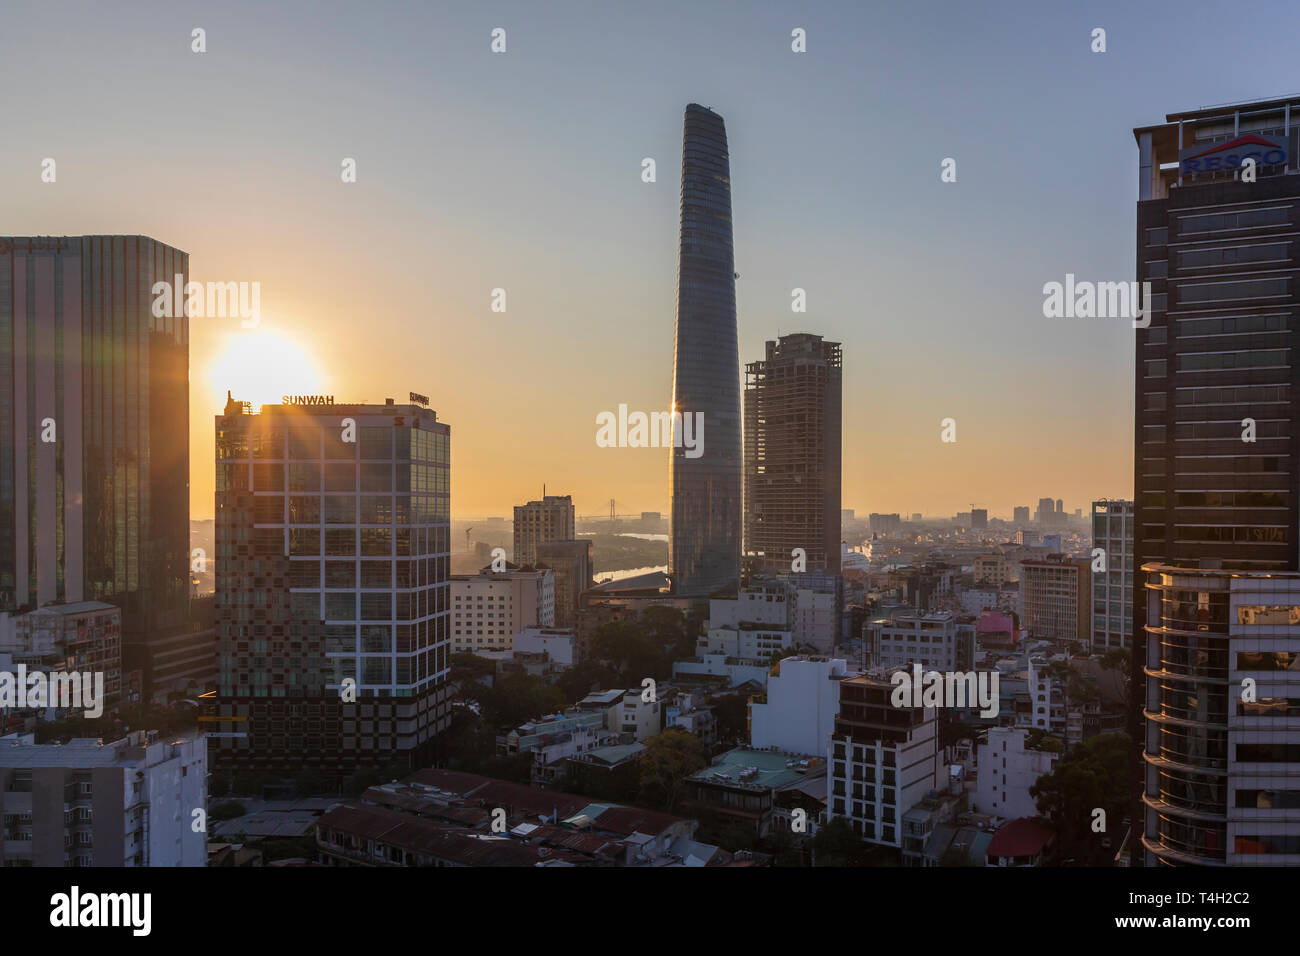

[1180,134,1288,174]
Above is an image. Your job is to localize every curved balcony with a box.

[1141,748,1227,777]
[1141,790,1226,824]
[1142,707,1228,732]
[1141,833,1228,867]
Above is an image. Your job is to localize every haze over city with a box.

[13,0,1295,519]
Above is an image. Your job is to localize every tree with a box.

[556,660,623,704]
[641,605,690,657]
[1030,732,1131,864]
[763,826,807,867]
[448,652,495,686]
[638,727,708,812]
[475,673,566,730]
[811,816,857,867]
[1100,648,1132,710]
[591,620,668,685]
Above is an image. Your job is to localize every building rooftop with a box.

[688,747,821,790]
[987,817,1055,859]
[26,601,118,616]
[578,689,626,706]
[572,743,645,766]
[0,733,198,768]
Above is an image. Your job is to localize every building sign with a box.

[283,395,335,406]
[409,391,430,406]
[1180,134,1288,173]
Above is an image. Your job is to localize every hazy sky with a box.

[6,0,1296,520]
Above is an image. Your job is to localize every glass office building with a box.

[0,236,190,653]
[209,396,451,782]
[669,104,742,597]
[1133,97,1300,864]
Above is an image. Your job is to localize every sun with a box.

[206,326,323,412]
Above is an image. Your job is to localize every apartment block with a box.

[1019,557,1091,647]
[827,674,939,848]
[0,731,206,867]
[450,566,553,655]
[513,495,574,568]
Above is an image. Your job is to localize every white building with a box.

[750,656,849,755]
[512,626,575,666]
[450,567,554,654]
[960,589,1000,616]
[0,731,206,867]
[790,586,838,655]
[867,612,971,672]
[612,689,661,740]
[974,727,1058,821]
[700,582,794,662]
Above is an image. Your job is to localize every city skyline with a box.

[15,0,1289,520]
[3,0,1299,891]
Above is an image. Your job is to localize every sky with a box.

[5,0,1298,521]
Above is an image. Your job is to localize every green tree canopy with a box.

[638,727,708,812]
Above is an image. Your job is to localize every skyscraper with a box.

[669,104,741,598]
[1133,97,1300,865]
[744,333,842,574]
[0,236,192,695]
[209,395,451,783]
[513,494,574,567]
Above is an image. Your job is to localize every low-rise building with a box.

[316,769,727,866]
[450,566,554,655]
[511,626,576,667]
[749,656,849,756]
[985,816,1055,867]
[974,727,1058,821]
[0,602,123,715]
[866,611,972,672]
[680,746,825,837]
[0,731,206,867]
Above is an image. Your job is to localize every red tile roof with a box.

[986,817,1055,859]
